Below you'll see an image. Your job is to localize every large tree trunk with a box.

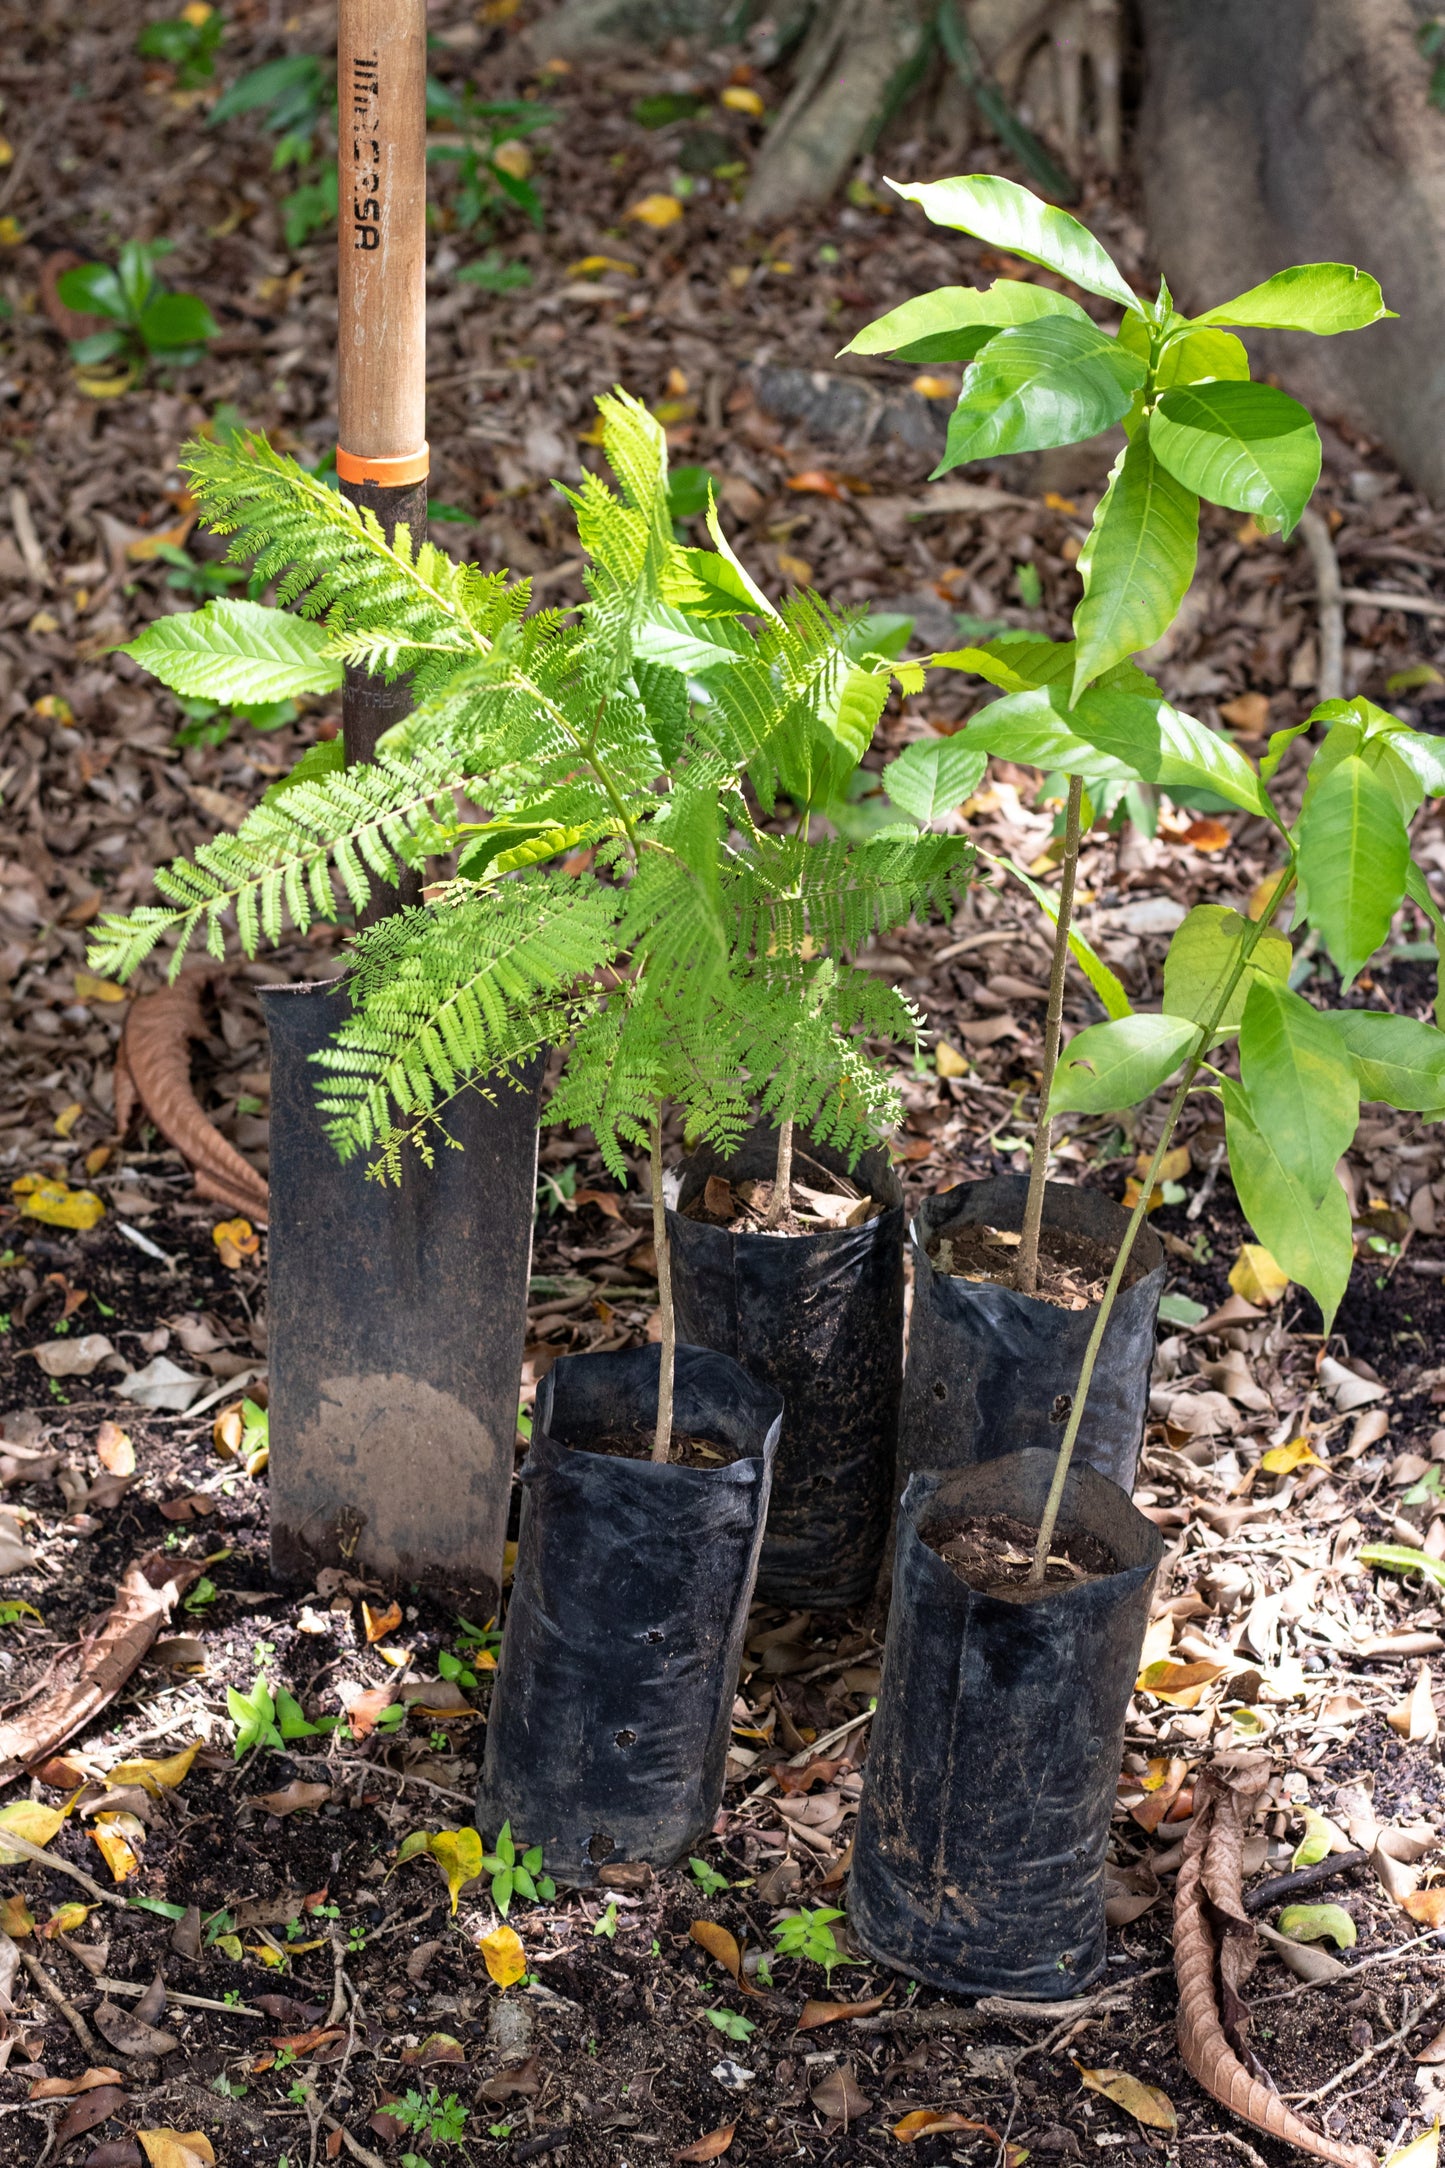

[741,0,927,226]
[1140,0,1445,501]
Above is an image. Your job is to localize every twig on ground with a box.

[0,1832,127,1907]
[94,1973,264,2017]
[1243,1849,1371,1913]
[1192,2133,1273,2168]
[290,1753,473,1806]
[19,1946,98,2055]
[326,1927,348,2028]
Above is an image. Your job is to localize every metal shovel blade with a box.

[261,977,541,1604]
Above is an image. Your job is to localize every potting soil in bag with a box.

[476,1341,781,1882]
[668,1129,903,1608]
[899,1174,1164,1496]
[850,1449,1163,1996]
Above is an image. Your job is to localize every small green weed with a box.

[137,6,224,88]
[57,241,216,375]
[770,1905,856,1978]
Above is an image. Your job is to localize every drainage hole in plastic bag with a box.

[614,1728,637,1748]
[1049,1392,1072,1424]
[932,1380,947,1402]
[588,1830,616,1863]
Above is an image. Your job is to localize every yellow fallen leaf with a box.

[96,1421,135,1477]
[363,1600,404,1644]
[934,1042,969,1078]
[479,1920,526,1988]
[213,1217,260,1269]
[910,374,957,400]
[428,1827,484,1913]
[1074,2063,1177,2132]
[626,192,683,228]
[566,254,638,278]
[73,368,137,399]
[125,517,195,564]
[0,138,11,168]
[0,218,24,246]
[1247,869,1291,922]
[247,1941,287,1967]
[53,1103,83,1139]
[1260,1436,1322,1474]
[109,1739,202,1794]
[85,1145,112,1176]
[40,1902,93,1937]
[213,1933,243,1960]
[139,2133,216,2168]
[776,551,813,586]
[181,1,214,22]
[0,1895,33,1936]
[1122,1177,1165,1213]
[1228,1242,1288,1306]
[1043,490,1078,514]
[893,2110,1005,2144]
[720,84,764,113]
[91,1820,140,1882]
[1386,2119,1439,2168]
[0,1801,65,1862]
[1135,1659,1226,1710]
[11,1175,105,1230]
[1140,1143,1191,1184]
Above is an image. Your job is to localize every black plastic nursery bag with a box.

[898,1175,1165,1497]
[850,1449,1162,1997]
[668,1129,904,1609]
[476,1341,782,1882]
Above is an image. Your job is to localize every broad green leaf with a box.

[1389,726,1445,799]
[140,291,218,354]
[121,599,343,704]
[1157,326,1251,389]
[704,487,778,618]
[937,317,1144,475]
[1161,904,1292,1036]
[1197,263,1393,335]
[1239,979,1360,1206]
[882,737,987,824]
[1277,1903,1357,1949]
[1049,1012,1197,1113]
[887,173,1139,311]
[961,686,1139,783]
[1151,382,1321,539]
[1317,1010,1445,1111]
[56,262,127,321]
[1296,754,1410,985]
[932,635,1075,695]
[1066,690,1268,817]
[1072,432,1198,697]
[991,851,1132,1019]
[1222,1079,1353,1329]
[262,736,345,805]
[840,277,1090,363]
[457,820,603,880]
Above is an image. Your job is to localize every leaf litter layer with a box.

[2,0,1445,2162]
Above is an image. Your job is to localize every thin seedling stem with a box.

[650,1114,675,1464]
[767,1115,795,1228]
[1028,873,1296,1580]
[1017,774,1084,1295]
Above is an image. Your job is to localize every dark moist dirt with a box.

[683,1164,878,1239]
[578,1427,749,1468]
[929,1219,1141,1309]
[923,1510,1120,1599]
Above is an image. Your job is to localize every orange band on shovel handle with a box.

[336,442,430,487]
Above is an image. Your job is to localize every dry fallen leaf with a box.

[91,1819,140,1883]
[401,2030,466,2066]
[139,2134,215,2168]
[626,192,683,227]
[95,1422,135,1477]
[1386,2125,1440,2168]
[478,1923,526,1989]
[0,1895,32,1937]
[212,1217,260,1269]
[811,2061,871,2123]
[29,2065,125,2099]
[1260,1437,1323,1474]
[97,1998,181,2058]
[249,1782,331,1818]
[1228,1243,1289,1306]
[935,1041,969,1078]
[1403,1889,1445,1928]
[362,1599,403,1644]
[1388,1662,1439,1745]
[690,1918,749,1989]
[1417,2027,1445,2066]
[796,1992,891,2030]
[892,2110,1004,2144]
[0,1800,65,1861]
[1075,2063,1177,2132]
[108,1740,201,1794]
[1135,1658,1227,1708]
[675,2122,737,2161]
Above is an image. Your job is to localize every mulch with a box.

[0,3,1443,2163]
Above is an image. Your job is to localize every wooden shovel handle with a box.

[337,0,428,470]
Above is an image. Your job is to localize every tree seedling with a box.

[770,1905,856,1978]
[849,177,1445,1576]
[57,240,216,378]
[707,2007,756,2041]
[689,1857,729,1898]
[93,393,972,1471]
[378,2085,469,2163]
[424,78,552,237]
[137,4,224,88]
[479,1821,554,1915]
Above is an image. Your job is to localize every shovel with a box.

[261,0,540,1605]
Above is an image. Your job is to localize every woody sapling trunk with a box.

[264,0,541,1601]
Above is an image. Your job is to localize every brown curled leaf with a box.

[1174,1768,1374,2168]
[117,979,268,1224]
[0,1557,200,1783]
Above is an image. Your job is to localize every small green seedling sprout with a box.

[770,1906,857,1978]
[57,241,217,378]
[480,1822,554,1915]
[137,5,224,88]
[706,2007,756,2042]
[689,1857,729,1898]
[379,2086,468,2164]
[593,1899,619,1939]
